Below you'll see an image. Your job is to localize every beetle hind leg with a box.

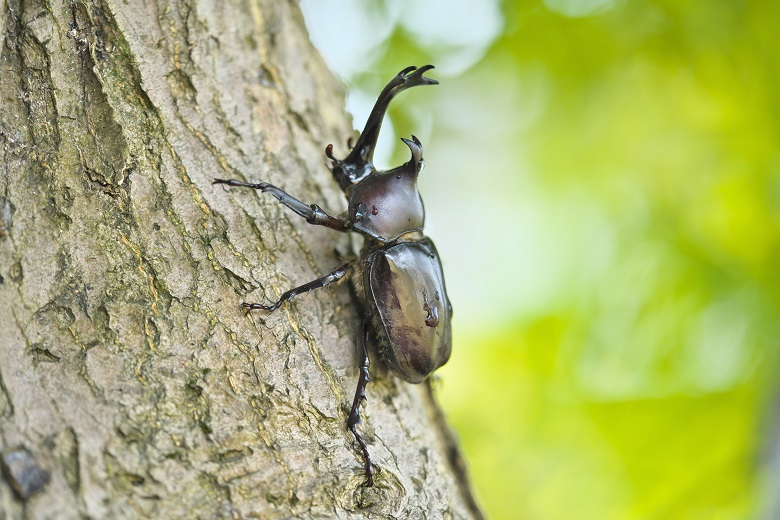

[347,320,374,487]
[243,262,350,312]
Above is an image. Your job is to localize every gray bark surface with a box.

[0,1,481,518]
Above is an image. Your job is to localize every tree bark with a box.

[0,1,481,518]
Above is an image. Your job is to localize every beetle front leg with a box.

[243,262,351,312]
[348,320,374,487]
[213,178,349,231]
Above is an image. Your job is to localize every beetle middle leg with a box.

[348,320,374,487]
[213,178,349,231]
[243,262,351,312]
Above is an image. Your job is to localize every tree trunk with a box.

[0,1,481,518]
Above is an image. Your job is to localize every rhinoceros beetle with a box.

[214,65,451,487]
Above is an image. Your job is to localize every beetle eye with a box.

[418,160,425,172]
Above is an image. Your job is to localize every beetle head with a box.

[326,66,437,191]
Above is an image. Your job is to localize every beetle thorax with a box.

[347,170,424,242]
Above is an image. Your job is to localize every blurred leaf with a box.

[301,1,780,518]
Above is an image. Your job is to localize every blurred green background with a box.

[300,1,780,518]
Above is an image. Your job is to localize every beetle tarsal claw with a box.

[215,66,450,487]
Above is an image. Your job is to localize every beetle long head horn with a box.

[401,135,424,176]
[398,65,439,88]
